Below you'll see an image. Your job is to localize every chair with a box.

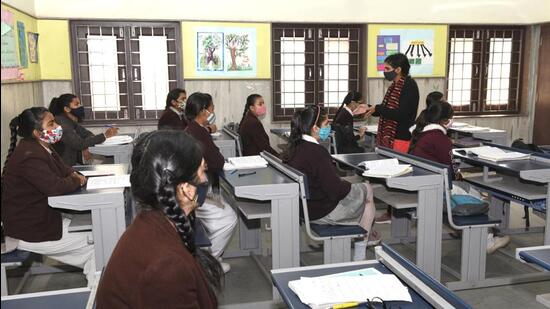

[223,123,243,157]
[261,151,367,264]
[1,249,32,296]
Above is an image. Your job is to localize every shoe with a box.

[366,230,381,246]
[220,262,231,274]
[353,241,367,261]
[375,212,391,224]
[486,234,511,254]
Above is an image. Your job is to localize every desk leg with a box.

[270,196,300,269]
[90,194,126,270]
[545,186,550,245]
[238,214,261,253]
[489,195,510,232]
[390,210,411,241]
[416,186,443,281]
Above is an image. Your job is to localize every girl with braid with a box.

[1,107,94,284]
[238,94,278,156]
[96,131,222,308]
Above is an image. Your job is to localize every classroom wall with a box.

[36,20,72,80]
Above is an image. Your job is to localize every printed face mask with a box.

[177,100,186,110]
[255,105,267,117]
[318,124,332,141]
[443,119,454,129]
[39,125,63,144]
[383,69,397,81]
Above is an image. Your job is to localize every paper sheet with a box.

[86,175,130,190]
[97,135,133,146]
[79,170,115,177]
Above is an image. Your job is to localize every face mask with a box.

[444,119,454,129]
[383,69,397,82]
[190,180,209,207]
[255,105,267,117]
[318,124,331,141]
[177,100,186,110]
[206,110,216,125]
[39,125,63,144]
[70,106,85,122]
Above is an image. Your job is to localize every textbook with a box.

[288,272,412,309]
[86,175,130,190]
[464,146,530,162]
[223,155,269,170]
[358,158,412,178]
[96,135,133,146]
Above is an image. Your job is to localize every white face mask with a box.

[206,110,216,125]
[443,119,454,129]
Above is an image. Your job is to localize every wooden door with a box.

[533,23,550,145]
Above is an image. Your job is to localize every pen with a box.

[238,171,256,177]
[229,169,238,174]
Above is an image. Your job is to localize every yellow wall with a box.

[37,20,72,80]
[1,3,41,81]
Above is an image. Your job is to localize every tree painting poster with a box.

[194,26,256,77]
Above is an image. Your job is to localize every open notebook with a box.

[358,158,412,178]
[462,146,530,162]
[288,268,412,309]
[223,155,269,170]
[97,135,133,146]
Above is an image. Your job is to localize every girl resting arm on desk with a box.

[238,94,278,156]
[282,106,380,260]
[1,107,95,284]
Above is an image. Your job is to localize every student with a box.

[185,92,237,273]
[409,91,445,134]
[95,131,221,308]
[365,53,419,152]
[409,101,510,254]
[238,94,278,156]
[49,94,118,166]
[1,107,95,284]
[158,88,188,130]
[282,105,379,260]
[333,91,367,153]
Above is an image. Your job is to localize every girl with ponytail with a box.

[282,106,379,261]
[2,107,95,284]
[333,91,367,153]
[96,131,221,308]
[238,94,278,156]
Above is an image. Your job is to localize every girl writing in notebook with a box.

[238,94,278,156]
[409,101,510,254]
[282,106,379,260]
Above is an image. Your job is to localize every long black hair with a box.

[165,88,186,109]
[426,91,443,107]
[130,130,223,296]
[184,92,210,121]
[49,93,77,116]
[384,53,411,76]
[334,91,362,121]
[240,94,262,125]
[409,101,454,153]
[281,105,327,162]
[2,107,49,188]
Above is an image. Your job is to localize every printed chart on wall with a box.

[183,22,271,79]
[367,24,448,78]
[1,7,21,80]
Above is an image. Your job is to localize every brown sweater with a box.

[239,112,278,156]
[1,138,80,242]
[287,139,351,220]
[95,210,217,309]
[185,120,224,174]
[158,108,188,131]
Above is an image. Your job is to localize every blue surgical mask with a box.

[318,124,331,141]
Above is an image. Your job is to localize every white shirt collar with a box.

[302,134,319,144]
[344,106,354,116]
[422,124,447,134]
[169,107,183,118]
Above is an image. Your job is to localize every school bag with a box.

[449,194,490,216]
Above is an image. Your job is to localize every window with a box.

[272,24,362,121]
[447,26,524,115]
[70,21,183,124]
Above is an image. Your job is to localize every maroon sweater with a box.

[95,210,217,309]
[185,120,224,174]
[410,128,452,167]
[158,108,187,131]
[287,140,351,220]
[1,138,80,242]
[239,112,278,156]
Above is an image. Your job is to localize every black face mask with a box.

[383,70,397,82]
[190,180,209,207]
[70,106,85,122]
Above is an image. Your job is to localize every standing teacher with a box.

[366,53,419,153]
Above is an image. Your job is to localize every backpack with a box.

[511,138,543,153]
[449,194,490,216]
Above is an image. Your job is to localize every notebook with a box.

[358,158,413,178]
[454,125,491,132]
[450,121,469,128]
[86,175,131,190]
[288,273,412,309]
[97,135,133,146]
[223,155,269,170]
[363,125,378,133]
[464,146,530,162]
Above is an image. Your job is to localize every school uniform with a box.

[409,124,452,167]
[1,138,95,283]
[158,107,188,131]
[239,112,278,156]
[184,120,237,259]
[95,210,217,308]
[53,114,106,166]
[287,135,368,223]
[333,106,364,154]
